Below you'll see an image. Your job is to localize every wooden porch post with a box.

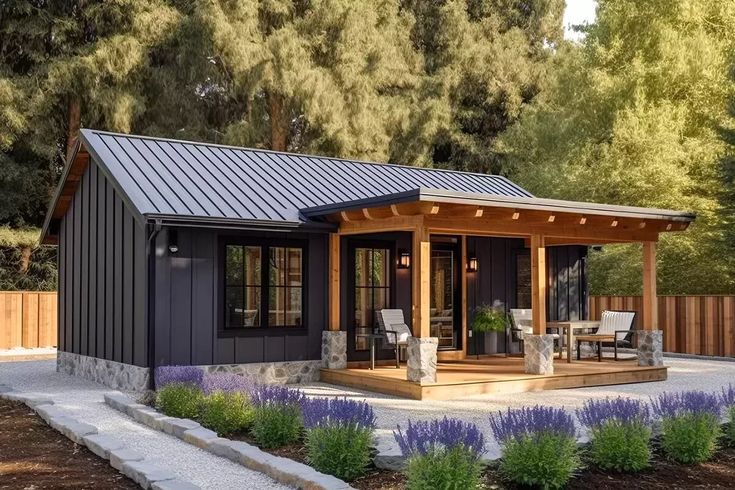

[530,234,547,335]
[642,241,658,330]
[328,233,340,331]
[412,220,430,338]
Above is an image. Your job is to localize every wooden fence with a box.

[589,295,735,357]
[0,291,57,349]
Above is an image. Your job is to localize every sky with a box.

[563,0,598,41]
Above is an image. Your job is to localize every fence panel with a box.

[589,295,735,357]
[0,292,57,349]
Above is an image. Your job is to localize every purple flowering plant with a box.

[250,384,305,408]
[302,397,376,430]
[154,365,204,389]
[722,384,735,408]
[651,391,723,419]
[394,417,485,460]
[201,373,254,395]
[490,405,576,443]
[577,397,650,429]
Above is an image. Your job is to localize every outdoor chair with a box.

[376,309,413,368]
[576,310,636,361]
[509,309,560,356]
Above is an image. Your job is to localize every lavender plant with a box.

[394,417,485,490]
[154,365,204,389]
[723,385,735,446]
[302,398,376,481]
[577,398,652,472]
[201,372,254,395]
[490,406,579,489]
[651,391,723,463]
[250,385,306,448]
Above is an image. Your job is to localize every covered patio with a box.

[311,188,694,399]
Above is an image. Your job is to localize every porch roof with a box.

[302,187,696,223]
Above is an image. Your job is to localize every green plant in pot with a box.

[472,304,507,358]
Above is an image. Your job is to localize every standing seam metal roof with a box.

[79,129,534,225]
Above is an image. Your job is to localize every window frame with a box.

[218,237,308,337]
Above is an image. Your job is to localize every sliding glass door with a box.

[350,245,392,357]
[431,239,461,350]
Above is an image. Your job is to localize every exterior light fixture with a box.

[168,230,179,254]
[467,255,478,273]
[397,250,411,269]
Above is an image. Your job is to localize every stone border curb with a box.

[0,384,200,490]
[105,391,355,490]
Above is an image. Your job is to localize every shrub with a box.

[577,397,651,472]
[156,383,203,419]
[394,417,485,490]
[490,406,579,489]
[723,385,735,446]
[199,391,254,436]
[302,397,376,481]
[154,365,204,389]
[201,372,254,395]
[250,385,305,448]
[651,391,723,464]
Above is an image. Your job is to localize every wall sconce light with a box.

[397,250,411,269]
[168,230,179,254]
[467,255,478,273]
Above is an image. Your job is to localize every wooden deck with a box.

[320,356,668,400]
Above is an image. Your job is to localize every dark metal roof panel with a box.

[80,129,535,225]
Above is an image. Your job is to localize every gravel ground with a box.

[0,360,288,490]
[300,357,735,460]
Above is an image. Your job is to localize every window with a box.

[353,247,391,350]
[224,242,305,330]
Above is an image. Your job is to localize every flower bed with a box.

[150,367,735,490]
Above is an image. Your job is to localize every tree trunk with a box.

[268,92,288,151]
[19,246,31,275]
[65,95,81,161]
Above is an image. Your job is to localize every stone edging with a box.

[0,384,198,490]
[104,391,355,490]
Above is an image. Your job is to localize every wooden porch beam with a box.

[412,220,431,338]
[338,215,424,235]
[531,234,547,336]
[642,241,658,331]
[328,233,340,331]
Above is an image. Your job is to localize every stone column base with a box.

[524,334,555,375]
[407,337,438,384]
[637,330,664,366]
[321,331,347,369]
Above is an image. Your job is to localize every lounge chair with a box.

[509,309,560,355]
[576,310,636,361]
[376,309,413,368]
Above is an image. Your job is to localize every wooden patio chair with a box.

[576,310,636,361]
[376,309,413,368]
[509,309,560,355]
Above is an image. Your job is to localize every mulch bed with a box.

[0,399,138,489]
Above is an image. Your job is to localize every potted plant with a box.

[471,304,507,358]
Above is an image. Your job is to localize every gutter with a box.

[145,219,163,388]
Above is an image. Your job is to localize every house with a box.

[40,129,694,393]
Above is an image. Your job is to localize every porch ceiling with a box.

[302,187,695,244]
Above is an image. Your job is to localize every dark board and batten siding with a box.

[152,228,327,368]
[57,161,148,366]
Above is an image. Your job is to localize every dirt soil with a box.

[0,399,138,489]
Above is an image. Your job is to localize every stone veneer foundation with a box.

[199,360,321,384]
[523,334,555,375]
[406,337,438,383]
[57,351,151,393]
[637,330,664,367]
[321,331,347,369]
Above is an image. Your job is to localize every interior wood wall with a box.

[590,295,735,357]
[0,292,57,349]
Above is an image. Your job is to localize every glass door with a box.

[351,246,391,355]
[431,240,460,350]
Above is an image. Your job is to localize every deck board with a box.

[320,357,667,400]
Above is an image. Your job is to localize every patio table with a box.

[547,320,601,363]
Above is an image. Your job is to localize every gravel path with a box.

[0,360,289,490]
[300,357,735,460]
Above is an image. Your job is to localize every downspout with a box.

[146,219,163,389]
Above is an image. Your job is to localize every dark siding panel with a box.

[105,179,115,359]
[235,337,261,364]
[264,337,285,362]
[216,338,235,364]
[88,163,97,358]
[65,198,73,351]
[191,233,214,365]
[80,170,89,356]
[72,178,82,354]
[169,229,192,365]
[154,230,171,366]
[58,217,66,352]
[133,224,147,366]
[122,213,134,364]
[96,172,106,357]
[113,190,124,362]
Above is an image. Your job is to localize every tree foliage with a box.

[498,0,735,294]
